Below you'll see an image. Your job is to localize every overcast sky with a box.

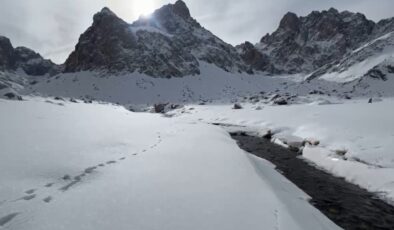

[1,0,393,64]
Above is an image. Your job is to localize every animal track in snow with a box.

[0,213,19,227]
[60,180,79,192]
[25,189,36,194]
[1,136,165,227]
[17,194,36,201]
[43,196,53,203]
[45,183,54,188]
[84,166,97,174]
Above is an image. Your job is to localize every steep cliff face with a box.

[0,36,59,76]
[253,8,376,74]
[64,0,249,78]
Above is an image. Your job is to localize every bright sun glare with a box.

[132,0,156,17]
[108,0,158,21]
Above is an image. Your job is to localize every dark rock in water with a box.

[287,141,304,153]
[262,130,273,139]
[233,103,243,109]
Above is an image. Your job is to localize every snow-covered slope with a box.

[25,62,315,105]
[0,98,339,230]
[308,31,394,82]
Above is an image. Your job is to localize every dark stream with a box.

[230,132,394,230]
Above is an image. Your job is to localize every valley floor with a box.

[0,98,339,230]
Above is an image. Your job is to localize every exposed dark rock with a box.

[64,2,249,77]
[255,9,376,74]
[236,41,278,73]
[273,97,288,105]
[233,103,243,109]
[365,67,387,81]
[3,92,22,100]
[0,35,59,76]
[0,36,16,70]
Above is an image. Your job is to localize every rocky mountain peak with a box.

[279,12,300,32]
[172,0,191,19]
[132,0,200,34]
[65,2,248,77]
[92,7,127,28]
[0,36,16,70]
[253,8,376,74]
[0,35,59,75]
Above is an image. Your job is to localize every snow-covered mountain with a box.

[246,8,376,74]
[0,35,61,97]
[3,2,394,102]
[64,0,250,78]
[0,36,60,76]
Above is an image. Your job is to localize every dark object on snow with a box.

[154,103,181,113]
[154,103,168,113]
[262,130,273,139]
[368,98,373,103]
[233,103,243,109]
[54,96,64,101]
[3,92,22,100]
[70,98,78,103]
[273,97,288,105]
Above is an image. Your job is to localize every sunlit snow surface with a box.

[0,98,339,230]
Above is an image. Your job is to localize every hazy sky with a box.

[1,0,393,64]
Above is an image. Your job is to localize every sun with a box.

[107,0,158,20]
[131,0,156,17]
